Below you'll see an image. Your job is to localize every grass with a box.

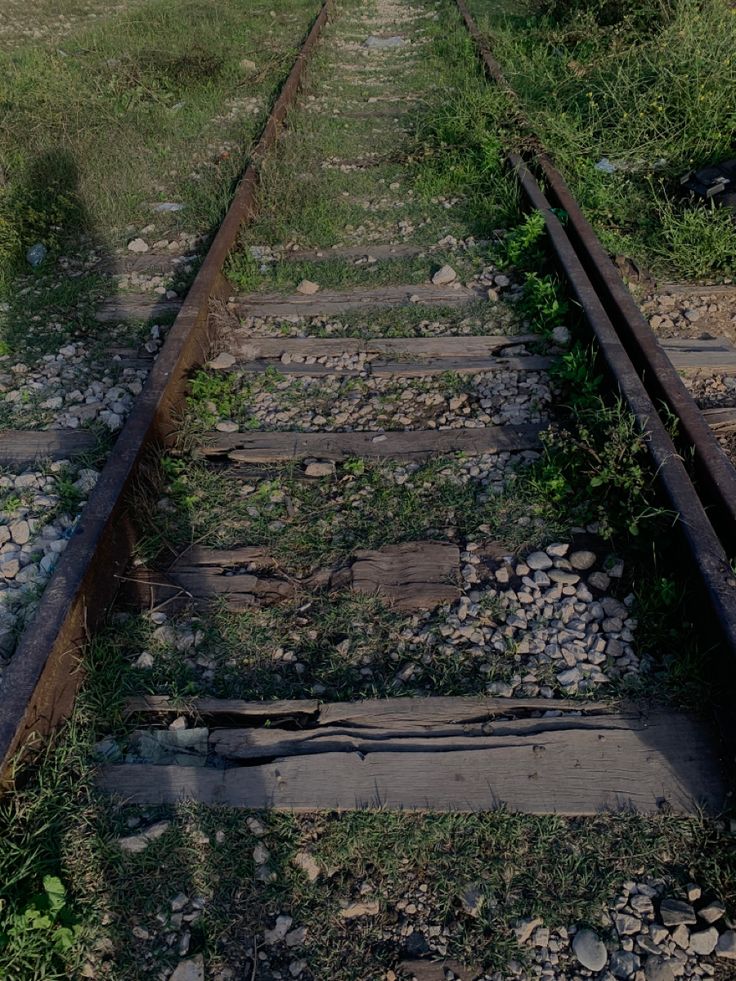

[145,453,550,571]
[227,249,483,294]
[467,0,736,279]
[1,643,734,978]
[1,0,734,976]
[0,0,321,351]
[235,0,520,253]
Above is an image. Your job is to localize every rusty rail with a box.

[455,0,736,654]
[0,0,333,784]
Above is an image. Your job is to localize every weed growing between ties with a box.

[2,668,736,981]
[467,0,736,278]
[227,250,482,294]
[236,1,520,255]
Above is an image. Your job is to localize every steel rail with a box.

[455,0,736,544]
[0,0,333,785]
[454,0,736,655]
[510,154,736,656]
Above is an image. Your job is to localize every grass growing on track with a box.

[2,657,735,979]
[1,1,734,977]
[234,0,520,256]
[467,0,736,279]
[0,0,319,303]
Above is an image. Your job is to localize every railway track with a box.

[1,0,734,829]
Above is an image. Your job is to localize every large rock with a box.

[572,929,608,972]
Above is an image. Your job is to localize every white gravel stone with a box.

[527,551,553,570]
[573,929,608,972]
[689,927,718,955]
[170,955,204,981]
[432,264,457,285]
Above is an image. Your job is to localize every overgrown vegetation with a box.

[469,0,736,278]
[1,0,733,977]
[0,0,318,298]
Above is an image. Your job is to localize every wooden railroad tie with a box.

[97,696,726,814]
[193,426,543,464]
[123,541,461,613]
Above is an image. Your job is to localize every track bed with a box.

[2,0,736,979]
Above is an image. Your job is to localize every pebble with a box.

[716,930,736,958]
[296,279,320,295]
[292,850,321,882]
[552,324,571,345]
[170,955,204,981]
[526,551,553,570]
[341,901,380,919]
[207,352,236,370]
[572,929,608,971]
[660,899,696,926]
[644,956,675,981]
[615,913,642,935]
[117,820,170,853]
[569,550,596,570]
[432,264,457,286]
[305,461,335,478]
[265,915,293,945]
[127,237,149,253]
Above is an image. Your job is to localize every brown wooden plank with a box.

[169,570,295,608]
[398,959,481,981]
[95,253,198,276]
[218,334,537,361]
[234,355,552,377]
[125,694,592,722]
[351,541,460,610]
[661,337,736,375]
[655,283,736,296]
[94,295,183,323]
[172,546,277,569]
[97,707,724,814]
[277,243,430,263]
[231,283,487,319]
[125,695,320,719]
[151,542,459,612]
[313,695,609,728]
[0,430,97,468]
[210,713,643,760]
[703,406,736,434]
[194,425,543,463]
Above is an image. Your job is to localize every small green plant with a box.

[519,272,569,336]
[551,344,602,409]
[498,210,546,269]
[343,459,366,477]
[54,476,83,516]
[187,369,241,427]
[0,875,83,973]
[533,344,659,537]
